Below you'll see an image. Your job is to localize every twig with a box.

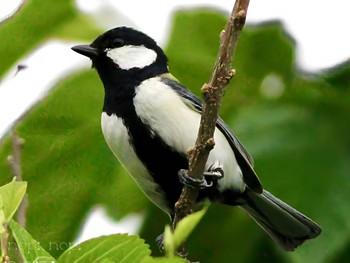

[172,0,250,256]
[7,132,24,181]
[1,228,10,263]
[6,132,27,263]
[7,132,27,229]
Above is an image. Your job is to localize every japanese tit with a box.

[72,26,321,251]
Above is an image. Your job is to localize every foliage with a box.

[163,207,207,257]
[9,220,55,262]
[0,178,27,225]
[0,2,349,263]
[1,179,186,262]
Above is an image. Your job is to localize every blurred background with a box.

[0,0,349,262]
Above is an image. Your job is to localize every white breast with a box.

[133,77,245,192]
[101,112,169,212]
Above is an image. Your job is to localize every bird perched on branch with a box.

[72,26,321,251]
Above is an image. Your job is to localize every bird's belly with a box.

[101,112,169,213]
[133,78,245,193]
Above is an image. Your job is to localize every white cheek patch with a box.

[106,45,157,70]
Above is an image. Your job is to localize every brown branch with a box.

[6,132,27,263]
[172,0,250,257]
[1,229,10,263]
[7,132,24,181]
[7,132,27,228]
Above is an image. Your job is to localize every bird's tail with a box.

[239,189,321,251]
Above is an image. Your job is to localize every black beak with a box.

[71,45,99,58]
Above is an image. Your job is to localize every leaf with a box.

[163,225,174,257]
[57,234,150,263]
[0,0,77,76]
[142,256,186,263]
[0,178,27,223]
[173,207,207,249]
[9,219,55,262]
[164,207,207,257]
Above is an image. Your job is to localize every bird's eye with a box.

[112,38,124,48]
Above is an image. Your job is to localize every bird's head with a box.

[72,27,168,81]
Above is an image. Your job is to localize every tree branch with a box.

[1,229,10,263]
[172,0,250,256]
[6,132,27,263]
[7,132,27,228]
[7,132,24,181]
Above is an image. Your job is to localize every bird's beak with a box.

[71,45,99,58]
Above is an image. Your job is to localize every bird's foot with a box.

[178,162,224,190]
[156,233,164,251]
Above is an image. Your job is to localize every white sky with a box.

[0,0,349,243]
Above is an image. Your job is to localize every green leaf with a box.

[173,207,207,249]
[0,0,77,76]
[163,225,174,257]
[142,256,186,263]
[0,178,27,223]
[164,207,207,257]
[57,234,150,263]
[9,220,55,262]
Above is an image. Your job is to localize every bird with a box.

[71,26,321,251]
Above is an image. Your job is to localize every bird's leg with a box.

[156,164,224,252]
[157,165,223,255]
[156,232,164,251]
[178,161,224,190]
[204,162,225,183]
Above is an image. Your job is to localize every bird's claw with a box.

[156,233,164,251]
[204,163,224,181]
[178,163,224,190]
[178,169,213,189]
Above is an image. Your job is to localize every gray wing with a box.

[161,77,263,193]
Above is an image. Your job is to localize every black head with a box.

[72,27,169,83]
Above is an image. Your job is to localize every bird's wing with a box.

[160,76,263,193]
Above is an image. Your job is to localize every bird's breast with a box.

[101,112,169,212]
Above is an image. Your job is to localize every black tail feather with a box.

[240,189,321,251]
